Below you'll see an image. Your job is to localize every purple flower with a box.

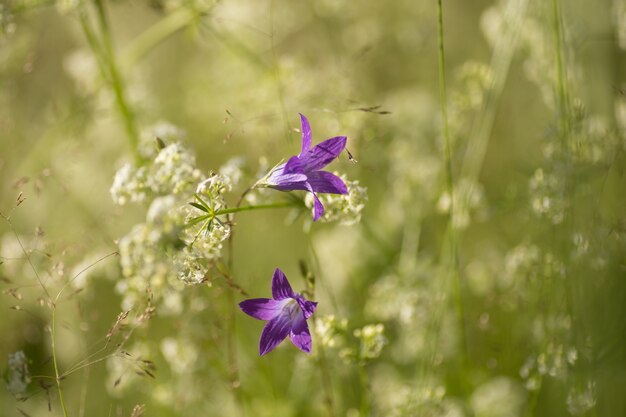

[239,268,318,356]
[259,114,348,221]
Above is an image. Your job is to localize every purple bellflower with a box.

[239,268,318,356]
[258,114,348,221]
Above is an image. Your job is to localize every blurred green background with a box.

[1,0,625,416]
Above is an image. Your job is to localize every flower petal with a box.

[300,136,347,172]
[296,296,318,319]
[260,312,293,356]
[265,160,308,191]
[299,113,312,156]
[284,155,303,174]
[239,298,284,321]
[305,183,325,221]
[289,315,312,354]
[272,268,295,300]
[307,171,348,194]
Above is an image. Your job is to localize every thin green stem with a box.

[52,307,69,417]
[185,201,298,230]
[121,6,214,69]
[551,0,570,143]
[216,201,297,216]
[307,268,335,417]
[93,0,139,158]
[436,0,468,378]
[79,1,139,160]
[358,365,371,417]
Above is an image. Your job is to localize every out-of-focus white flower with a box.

[470,377,526,417]
[305,173,367,225]
[110,164,150,205]
[567,381,596,416]
[6,351,31,398]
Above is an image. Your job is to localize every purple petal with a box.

[300,136,347,172]
[304,183,325,221]
[272,268,295,300]
[307,171,348,194]
[259,313,293,356]
[265,161,308,191]
[239,298,284,321]
[296,296,318,319]
[299,113,312,156]
[284,155,303,174]
[289,316,312,354]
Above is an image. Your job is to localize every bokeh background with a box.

[1,0,625,416]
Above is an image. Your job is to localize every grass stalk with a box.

[92,0,139,158]
[436,0,469,375]
[78,1,139,160]
[551,0,571,142]
[358,365,371,417]
[52,307,69,417]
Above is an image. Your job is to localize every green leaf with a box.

[189,202,208,213]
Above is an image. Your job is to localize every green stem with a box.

[52,307,69,417]
[121,7,208,69]
[186,201,299,229]
[79,0,139,160]
[436,0,468,378]
[216,201,298,216]
[94,0,139,157]
[358,365,371,417]
[551,0,570,143]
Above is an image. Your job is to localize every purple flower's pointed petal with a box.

[239,298,284,320]
[300,136,347,172]
[307,171,348,195]
[284,155,303,174]
[290,316,312,354]
[259,312,293,356]
[312,194,324,221]
[296,297,318,319]
[265,161,308,191]
[304,183,325,221]
[272,268,295,300]
[299,114,312,156]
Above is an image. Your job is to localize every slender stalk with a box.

[436,0,468,373]
[93,0,139,158]
[121,6,212,69]
[551,0,570,142]
[52,307,69,417]
[79,1,139,160]
[216,201,297,216]
[358,365,371,417]
[317,342,336,417]
[306,267,335,417]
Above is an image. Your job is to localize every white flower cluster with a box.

[529,168,567,224]
[314,314,348,348]
[305,174,367,225]
[6,351,31,398]
[150,143,203,196]
[389,382,463,417]
[566,380,596,416]
[470,377,526,417]
[113,129,235,311]
[352,323,387,362]
[111,127,201,205]
[139,121,187,159]
[520,343,578,390]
